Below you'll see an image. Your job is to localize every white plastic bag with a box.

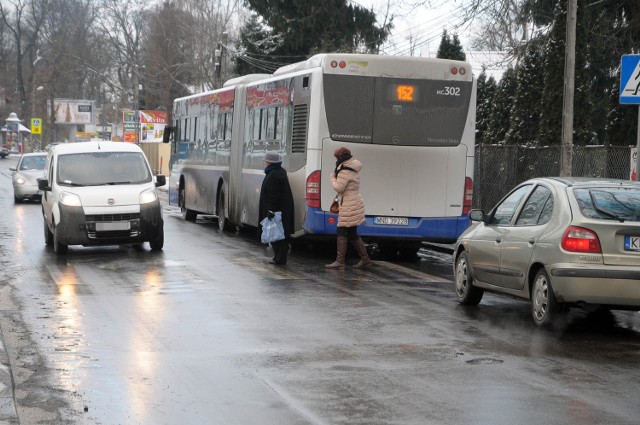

[260,211,285,244]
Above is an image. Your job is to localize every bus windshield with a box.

[323,74,473,146]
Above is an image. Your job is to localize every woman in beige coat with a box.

[325,147,371,269]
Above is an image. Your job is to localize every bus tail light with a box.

[306,170,321,208]
[561,226,602,253]
[463,177,473,214]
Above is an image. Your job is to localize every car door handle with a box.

[529,238,536,245]
[495,236,502,243]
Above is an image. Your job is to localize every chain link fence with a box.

[473,145,634,211]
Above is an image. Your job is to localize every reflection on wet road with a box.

[1,158,639,424]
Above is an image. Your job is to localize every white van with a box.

[38,141,166,254]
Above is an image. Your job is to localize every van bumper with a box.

[56,201,163,246]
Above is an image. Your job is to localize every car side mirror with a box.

[155,174,166,187]
[37,177,51,191]
[162,126,172,144]
[9,167,16,172]
[468,209,485,222]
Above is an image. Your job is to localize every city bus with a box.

[166,53,476,256]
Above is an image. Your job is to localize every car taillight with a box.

[561,226,602,253]
[463,177,473,214]
[306,170,321,208]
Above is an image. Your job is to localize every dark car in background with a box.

[453,177,640,327]
[0,146,8,159]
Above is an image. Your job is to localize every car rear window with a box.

[574,187,640,222]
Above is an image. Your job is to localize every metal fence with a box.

[473,145,633,211]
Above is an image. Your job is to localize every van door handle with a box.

[529,238,536,245]
[495,236,502,243]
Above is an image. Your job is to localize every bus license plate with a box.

[96,222,130,231]
[374,216,409,226]
[624,236,640,251]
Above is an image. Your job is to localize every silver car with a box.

[11,152,47,203]
[453,177,640,326]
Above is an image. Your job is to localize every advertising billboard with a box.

[122,110,168,143]
[50,99,94,125]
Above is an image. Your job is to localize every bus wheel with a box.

[180,188,197,222]
[217,188,232,232]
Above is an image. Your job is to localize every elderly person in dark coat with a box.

[259,151,295,265]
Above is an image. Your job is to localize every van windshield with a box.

[57,152,152,186]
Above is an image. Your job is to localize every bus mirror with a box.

[163,126,172,144]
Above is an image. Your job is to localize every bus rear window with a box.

[324,75,473,146]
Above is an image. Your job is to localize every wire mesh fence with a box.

[473,145,634,211]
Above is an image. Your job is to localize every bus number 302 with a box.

[436,87,461,96]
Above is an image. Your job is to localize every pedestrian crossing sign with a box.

[620,55,640,104]
[31,118,42,135]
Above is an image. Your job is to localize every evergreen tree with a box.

[436,30,466,61]
[506,38,545,146]
[235,13,290,75]
[237,0,392,74]
[537,0,566,146]
[475,69,497,146]
[485,67,517,144]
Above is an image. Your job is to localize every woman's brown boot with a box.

[353,238,372,269]
[325,236,348,269]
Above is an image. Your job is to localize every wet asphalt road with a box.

[1,155,640,425]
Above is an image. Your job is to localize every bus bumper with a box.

[303,206,470,243]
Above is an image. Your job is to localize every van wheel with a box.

[531,268,558,327]
[149,228,164,251]
[455,251,484,305]
[53,224,68,255]
[180,187,197,222]
[44,218,53,246]
[217,188,232,232]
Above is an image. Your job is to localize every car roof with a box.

[50,141,143,155]
[529,176,640,189]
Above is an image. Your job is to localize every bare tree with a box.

[182,0,242,90]
[0,0,52,119]
[94,0,147,109]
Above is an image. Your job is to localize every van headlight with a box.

[15,177,25,185]
[139,188,158,204]
[59,192,82,207]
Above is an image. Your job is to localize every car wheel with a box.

[455,251,484,305]
[149,228,164,251]
[217,188,232,232]
[180,187,197,222]
[531,268,558,327]
[53,223,68,255]
[14,196,21,204]
[44,218,53,246]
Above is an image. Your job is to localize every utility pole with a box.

[560,0,577,177]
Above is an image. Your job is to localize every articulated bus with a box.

[166,53,476,256]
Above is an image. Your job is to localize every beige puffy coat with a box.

[330,158,365,228]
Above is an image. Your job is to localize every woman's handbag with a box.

[260,211,285,244]
[330,195,340,214]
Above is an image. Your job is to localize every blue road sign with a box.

[620,55,640,104]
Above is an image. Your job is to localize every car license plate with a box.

[374,216,409,226]
[624,236,640,251]
[96,222,130,231]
